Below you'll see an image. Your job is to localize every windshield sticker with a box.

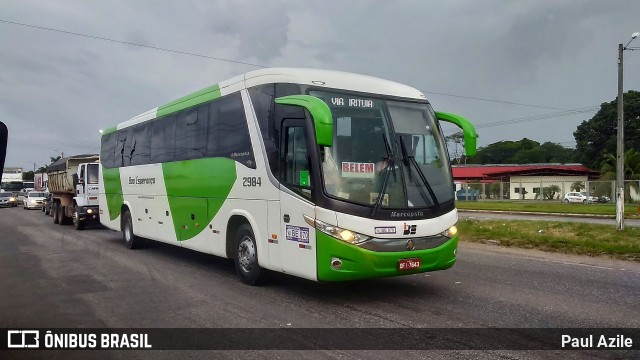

[374,226,396,235]
[369,193,389,206]
[342,162,375,178]
[299,170,310,187]
[286,225,310,244]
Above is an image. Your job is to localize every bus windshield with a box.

[311,90,453,209]
[1,181,24,192]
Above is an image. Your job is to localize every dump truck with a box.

[47,154,100,230]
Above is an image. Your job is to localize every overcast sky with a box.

[1,0,639,172]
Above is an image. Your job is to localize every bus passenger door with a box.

[278,120,317,281]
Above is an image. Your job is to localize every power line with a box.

[423,91,574,110]
[2,18,585,112]
[0,19,267,68]
[442,106,599,136]
[475,106,598,129]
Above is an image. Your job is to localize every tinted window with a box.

[116,128,131,168]
[175,107,208,161]
[130,123,151,165]
[248,83,302,176]
[207,93,255,168]
[282,125,311,199]
[100,132,117,168]
[150,115,176,163]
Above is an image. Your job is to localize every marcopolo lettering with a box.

[390,211,425,218]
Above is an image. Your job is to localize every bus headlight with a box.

[303,215,371,245]
[442,225,458,238]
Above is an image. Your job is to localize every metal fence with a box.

[455,180,640,203]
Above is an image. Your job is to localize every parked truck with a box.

[47,154,100,230]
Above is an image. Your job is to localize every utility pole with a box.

[616,43,624,230]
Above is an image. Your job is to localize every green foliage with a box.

[458,219,640,261]
[22,171,34,181]
[467,138,574,164]
[570,181,585,192]
[599,149,640,202]
[574,90,640,169]
[544,185,561,200]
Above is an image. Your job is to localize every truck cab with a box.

[72,162,100,229]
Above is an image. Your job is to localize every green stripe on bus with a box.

[102,126,118,135]
[102,167,124,221]
[157,84,221,117]
[162,157,236,241]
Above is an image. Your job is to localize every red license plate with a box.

[398,258,421,271]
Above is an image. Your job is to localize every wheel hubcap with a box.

[238,236,256,273]
[125,220,132,242]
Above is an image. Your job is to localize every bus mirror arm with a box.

[434,111,477,157]
[275,95,333,147]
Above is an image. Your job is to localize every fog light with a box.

[330,257,342,270]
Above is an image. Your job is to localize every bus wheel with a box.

[73,207,85,230]
[52,204,59,224]
[234,224,262,285]
[122,210,143,249]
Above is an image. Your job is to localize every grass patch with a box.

[456,200,640,217]
[458,219,640,261]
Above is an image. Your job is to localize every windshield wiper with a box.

[371,133,397,217]
[399,136,439,208]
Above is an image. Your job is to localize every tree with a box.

[599,150,640,203]
[22,171,34,181]
[544,185,561,200]
[573,90,640,169]
[467,138,575,164]
[570,181,585,192]
[445,132,465,164]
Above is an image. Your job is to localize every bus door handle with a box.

[283,214,290,223]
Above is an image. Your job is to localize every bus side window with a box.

[282,125,311,198]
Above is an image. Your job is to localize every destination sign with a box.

[329,97,376,108]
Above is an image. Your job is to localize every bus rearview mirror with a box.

[275,95,333,147]
[434,111,477,157]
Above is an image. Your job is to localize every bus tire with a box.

[73,206,85,230]
[52,203,59,224]
[122,210,143,249]
[233,224,262,285]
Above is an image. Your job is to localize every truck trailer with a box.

[47,154,100,230]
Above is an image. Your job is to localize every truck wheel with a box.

[122,210,143,249]
[52,204,59,224]
[57,205,66,225]
[233,224,263,285]
[73,207,85,230]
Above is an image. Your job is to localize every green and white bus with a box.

[99,68,476,284]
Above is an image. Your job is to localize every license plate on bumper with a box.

[398,258,421,271]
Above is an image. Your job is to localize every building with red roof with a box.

[452,163,601,200]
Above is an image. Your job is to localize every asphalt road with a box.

[1,207,639,359]
[459,210,640,227]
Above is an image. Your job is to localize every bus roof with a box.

[109,68,427,133]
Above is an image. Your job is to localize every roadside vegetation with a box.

[456,200,640,217]
[458,219,640,261]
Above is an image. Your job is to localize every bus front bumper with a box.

[316,231,458,282]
